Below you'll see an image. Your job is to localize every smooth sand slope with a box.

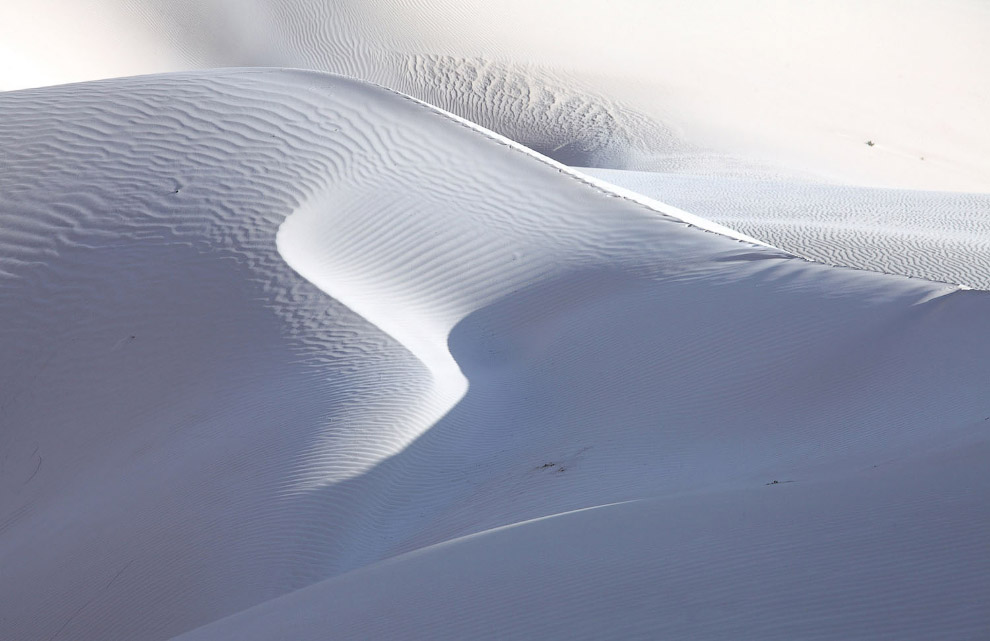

[3,0,989,190]
[1,70,989,640]
[586,168,990,289]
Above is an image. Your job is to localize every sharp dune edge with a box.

[2,69,989,640]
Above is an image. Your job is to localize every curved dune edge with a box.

[274,77,779,479]
[0,70,988,640]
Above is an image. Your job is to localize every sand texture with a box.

[1,69,988,640]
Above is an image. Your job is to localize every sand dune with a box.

[3,0,989,190]
[1,69,989,640]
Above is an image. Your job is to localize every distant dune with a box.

[1,69,988,641]
[2,0,989,190]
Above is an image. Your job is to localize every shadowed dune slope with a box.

[0,70,988,640]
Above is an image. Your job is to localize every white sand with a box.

[2,1,990,638]
[585,168,990,289]
[2,0,989,190]
[1,69,988,640]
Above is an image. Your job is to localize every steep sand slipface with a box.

[2,70,989,640]
[2,0,988,190]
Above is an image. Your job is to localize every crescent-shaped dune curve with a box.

[1,69,989,640]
